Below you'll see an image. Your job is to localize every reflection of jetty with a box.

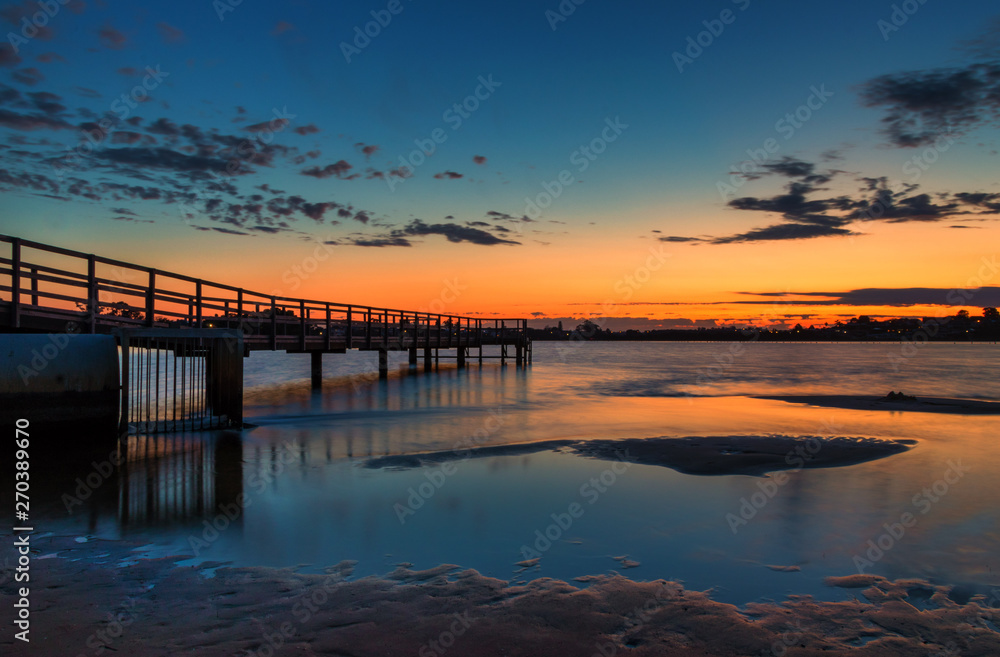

[0,235,531,434]
[118,432,244,530]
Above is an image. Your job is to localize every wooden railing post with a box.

[87,254,97,333]
[9,238,20,328]
[365,310,372,349]
[145,270,155,327]
[195,280,203,328]
[270,296,277,350]
[327,304,333,350]
[300,300,307,351]
[29,267,38,306]
[346,306,353,349]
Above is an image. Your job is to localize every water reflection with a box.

[118,432,243,531]
[27,344,1000,604]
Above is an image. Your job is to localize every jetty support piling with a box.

[311,351,322,389]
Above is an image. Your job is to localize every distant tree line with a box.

[528,308,1000,342]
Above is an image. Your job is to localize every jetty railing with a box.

[0,235,528,352]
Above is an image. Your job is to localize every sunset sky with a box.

[1,0,999,329]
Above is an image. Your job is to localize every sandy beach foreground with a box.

[5,535,999,657]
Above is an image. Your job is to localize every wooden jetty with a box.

[0,235,531,435]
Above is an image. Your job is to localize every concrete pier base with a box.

[408,347,418,368]
[424,347,432,372]
[0,334,119,431]
[378,349,388,380]
[457,347,465,369]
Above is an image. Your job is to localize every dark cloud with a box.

[859,61,1000,147]
[294,123,319,135]
[0,108,72,131]
[1,2,54,40]
[94,147,236,174]
[473,155,487,165]
[433,170,463,180]
[98,24,127,49]
[392,220,520,246]
[739,287,1000,307]
[0,44,22,69]
[73,86,100,99]
[147,117,180,137]
[711,223,857,244]
[157,22,185,43]
[194,226,252,236]
[245,118,289,132]
[302,160,353,179]
[666,159,1000,244]
[27,91,63,115]
[354,142,378,158]
[350,237,412,247]
[36,52,65,63]
[12,67,44,86]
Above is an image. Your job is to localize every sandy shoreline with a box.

[4,535,999,656]
[757,394,1000,414]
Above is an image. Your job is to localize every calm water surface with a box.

[31,342,1000,604]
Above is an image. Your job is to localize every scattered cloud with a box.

[859,60,1000,147]
[302,160,354,179]
[157,22,185,44]
[98,24,127,50]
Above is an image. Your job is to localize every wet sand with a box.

[5,535,999,657]
[365,434,915,477]
[757,394,1000,414]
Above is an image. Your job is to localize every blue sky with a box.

[1,0,999,325]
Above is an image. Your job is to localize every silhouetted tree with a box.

[984,307,999,320]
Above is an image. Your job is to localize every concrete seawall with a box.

[1,334,119,430]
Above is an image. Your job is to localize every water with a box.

[27,342,1000,604]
